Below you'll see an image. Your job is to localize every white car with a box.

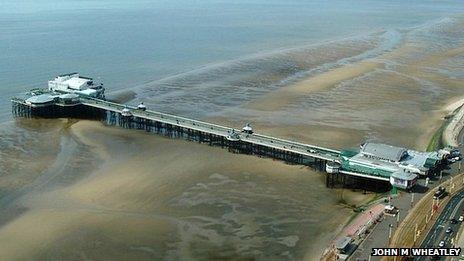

[446,227,453,234]
[459,216,464,222]
[439,240,445,248]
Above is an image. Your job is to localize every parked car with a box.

[450,218,458,224]
[434,187,446,200]
[438,240,445,248]
[459,216,464,222]
[384,205,399,215]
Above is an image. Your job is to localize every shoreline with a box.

[320,194,387,260]
[3,18,464,261]
[443,98,464,147]
[96,48,462,260]
[323,96,464,259]
[426,97,464,151]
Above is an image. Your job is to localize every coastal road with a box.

[348,170,462,261]
[348,116,464,261]
[418,189,464,261]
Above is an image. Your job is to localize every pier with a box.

[11,74,458,192]
[12,95,337,165]
[9,92,392,191]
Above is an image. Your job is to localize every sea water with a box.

[1,1,464,259]
[1,0,464,120]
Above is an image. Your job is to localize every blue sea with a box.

[1,0,464,120]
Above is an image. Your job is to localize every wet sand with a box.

[236,43,464,152]
[0,15,463,261]
[247,61,381,112]
[0,121,370,260]
[0,119,64,201]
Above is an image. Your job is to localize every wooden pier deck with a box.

[81,97,341,162]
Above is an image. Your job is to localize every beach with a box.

[0,120,369,260]
[0,1,464,260]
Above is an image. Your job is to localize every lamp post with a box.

[431,198,435,216]
[388,224,393,244]
[432,198,440,216]
[369,210,373,226]
[396,210,400,228]
[431,198,439,216]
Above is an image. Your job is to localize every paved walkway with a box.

[342,204,385,238]
[349,171,459,260]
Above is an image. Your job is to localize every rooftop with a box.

[58,72,79,77]
[391,170,417,181]
[349,153,400,173]
[335,236,351,250]
[76,89,98,96]
[402,150,439,170]
[62,77,91,90]
[58,93,79,99]
[25,94,55,104]
[344,142,442,177]
[361,142,407,162]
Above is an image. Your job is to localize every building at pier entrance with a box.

[339,142,446,189]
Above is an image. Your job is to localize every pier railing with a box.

[80,97,341,162]
[11,93,404,189]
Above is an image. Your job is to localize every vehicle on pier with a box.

[137,102,147,111]
[227,129,240,141]
[121,107,132,117]
[242,123,253,134]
